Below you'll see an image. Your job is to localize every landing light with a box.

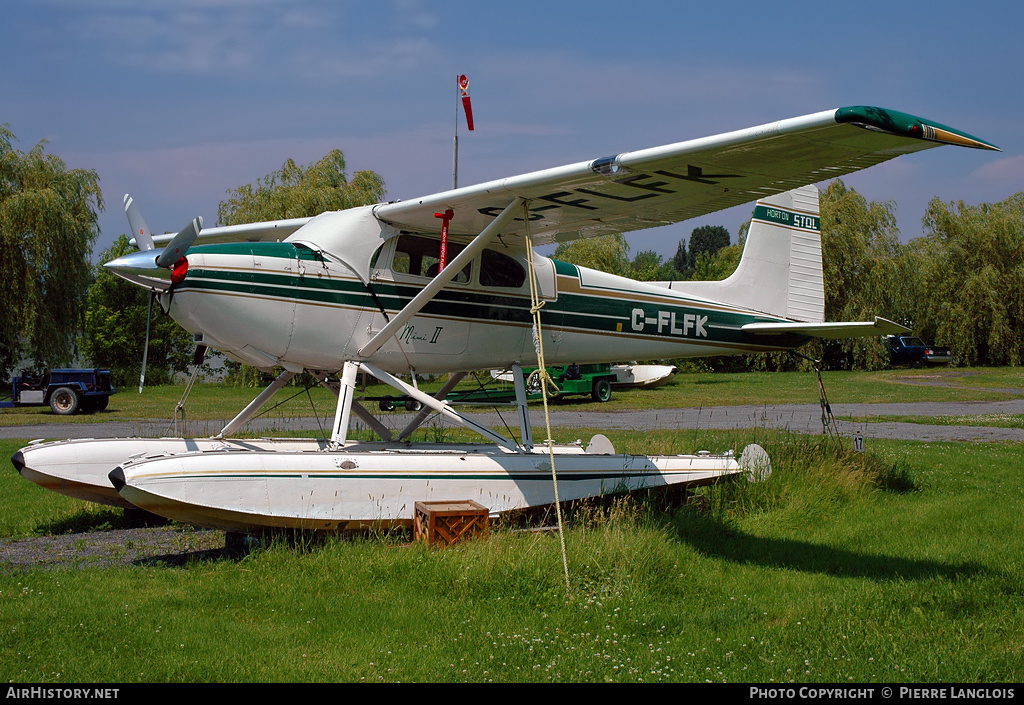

[591,155,628,177]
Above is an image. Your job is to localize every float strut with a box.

[330,361,360,448]
[216,369,296,439]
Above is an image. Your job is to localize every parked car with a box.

[1,368,117,415]
[885,336,953,368]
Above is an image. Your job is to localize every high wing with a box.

[373,106,997,246]
[132,106,996,250]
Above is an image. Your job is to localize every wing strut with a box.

[358,197,525,358]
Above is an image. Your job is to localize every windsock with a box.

[459,75,474,131]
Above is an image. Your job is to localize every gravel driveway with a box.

[5,398,1024,443]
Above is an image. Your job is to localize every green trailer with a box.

[448,363,618,405]
[534,363,617,402]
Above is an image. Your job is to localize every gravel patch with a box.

[0,525,227,573]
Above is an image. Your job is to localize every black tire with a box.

[379,399,394,412]
[49,386,81,415]
[591,378,612,403]
[404,399,423,412]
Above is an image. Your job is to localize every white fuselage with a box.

[164,226,798,377]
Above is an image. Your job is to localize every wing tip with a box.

[835,106,999,151]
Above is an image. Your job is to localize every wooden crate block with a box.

[414,500,489,546]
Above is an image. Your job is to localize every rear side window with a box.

[480,249,526,289]
[392,234,470,283]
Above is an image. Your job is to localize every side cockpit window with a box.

[480,249,526,289]
[391,233,470,284]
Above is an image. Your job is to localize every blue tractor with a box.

[1,369,117,415]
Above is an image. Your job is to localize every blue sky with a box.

[3,0,1020,261]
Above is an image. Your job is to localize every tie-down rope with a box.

[523,201,571,593]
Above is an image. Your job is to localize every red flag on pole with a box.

[459,75,474,131]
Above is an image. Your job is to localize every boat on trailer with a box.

[610,363,678,388]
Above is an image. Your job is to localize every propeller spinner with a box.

[105,196,204,392]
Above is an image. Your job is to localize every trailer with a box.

[367,364,619,410]
[471,364,619,404]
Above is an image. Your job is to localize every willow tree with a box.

[808,179,907,370]
[690,242,743,282]
[552,234,631,277]
[218,149,386,226]
[914,193,1024,366]
[0,125,103,378]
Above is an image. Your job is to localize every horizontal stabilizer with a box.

[742,317,910,339]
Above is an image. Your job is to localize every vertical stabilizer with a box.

[657,185,824,322]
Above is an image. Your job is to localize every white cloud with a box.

[972,154,1024,185]
[43,0,442,80]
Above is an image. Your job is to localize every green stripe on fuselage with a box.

[190,241,325,260]
[180,243,803,348]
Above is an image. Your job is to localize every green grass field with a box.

[1,370,1023,683]
[3,366,1023,427]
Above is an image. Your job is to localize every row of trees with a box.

[3,120,1021,383]
[557,224,737,284]
[790,182,1024,371]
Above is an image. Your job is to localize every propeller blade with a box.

[124,194,155,252]
[139,292,154,394]
[155,216,203,268]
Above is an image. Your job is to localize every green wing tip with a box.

[836,106,999,151]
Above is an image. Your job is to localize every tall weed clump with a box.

[679,433,920,528]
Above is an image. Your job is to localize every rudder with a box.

[656,185,824,322]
